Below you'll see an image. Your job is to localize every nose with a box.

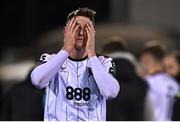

[79,28,84,35]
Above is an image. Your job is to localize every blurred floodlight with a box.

[0,61,35,82]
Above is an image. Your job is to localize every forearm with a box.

[31,50,69,89]
[88,56,120,99]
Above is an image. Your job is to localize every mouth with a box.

[76,37,84,40]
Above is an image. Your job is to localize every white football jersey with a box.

[31,50,120,121]
[145,73,179,121]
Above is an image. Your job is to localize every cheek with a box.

[83,30,87,37]
[76,28,80,36]
[141,58,154,70]
[140,60,147,70]
[167,66,179,76]
[172,65,179,72]
[85,34,87,40]
[166,61,179,72]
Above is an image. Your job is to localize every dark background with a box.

[1,0,180,120]
[2,0,110,48]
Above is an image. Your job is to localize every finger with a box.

[85,27,91,39]
[86,24,93,36]
[86,24,95,43]
[86,24,91,32]
[72,24,80,36]
[86,22,92,31]
[87,23,95,36]
[66,18,73,30]
[85,28,89,47]
[71,21,78,32]
[89,21,95,30]
[65,19,76,37]
[69,20,78,35]
[64,27,67,33]
[87,20,94,30]
[66,17,76,30]
[66,20,71,28]
[69,17,76,29]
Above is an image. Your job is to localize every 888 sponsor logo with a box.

[66,86,91,101]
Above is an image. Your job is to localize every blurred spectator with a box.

[102,38,151,120]
[0,68,45,121]
[140,42,179,121]
[103,36,138,70]
[163,51,180,120]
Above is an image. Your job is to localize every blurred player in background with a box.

[140,42,179,121]
[102,38,153,120]
[30,8,120,121]
[163,51,180,120]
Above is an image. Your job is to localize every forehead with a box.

[165,55,177,62]
[141,53,154,60]
[75,16,90,25]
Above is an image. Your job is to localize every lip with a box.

[76,38,84,40]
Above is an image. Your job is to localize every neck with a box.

[148,65,163,75]
[70,48,87,59]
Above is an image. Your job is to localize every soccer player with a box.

[163,52,180,120]
[102,40,151,120]
[140,43,179,121]
[30,8,120,121]
[163,52,180,83]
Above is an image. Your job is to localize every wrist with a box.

[87,50,96,58]
[62,46,73,54]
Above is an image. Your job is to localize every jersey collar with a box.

[68,56,88,62]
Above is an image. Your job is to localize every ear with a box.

[63,27,67,35]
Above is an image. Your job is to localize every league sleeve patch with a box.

[38,53,51,65]
[109,61,116,78]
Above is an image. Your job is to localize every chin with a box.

[75,44,86,51]
[75,41,86,51]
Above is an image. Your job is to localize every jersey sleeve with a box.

[100,56,117,78]
[87,56,120,99]
[31,50,69,89]
[38,53,55,65]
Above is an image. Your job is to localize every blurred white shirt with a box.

[145,72,179,121]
